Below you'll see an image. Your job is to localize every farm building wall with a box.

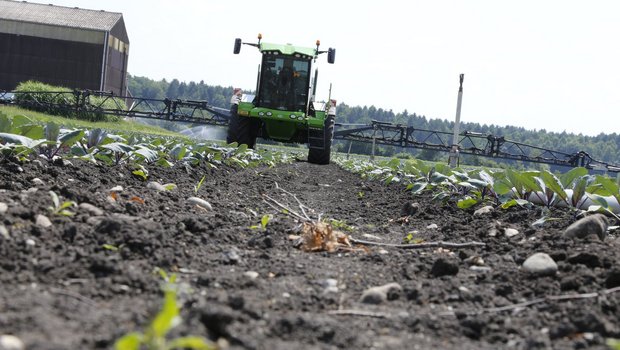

[0,28,104,91]
[0,1,130,95]
[104,22,129,95]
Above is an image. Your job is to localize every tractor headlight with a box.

[297,116,304,120]
[258,112,265,116]
[266,112,272,116]
[289,114,296,119]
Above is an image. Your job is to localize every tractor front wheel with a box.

[237,116,258,149]
[227,106,258,148]
[308,115,335,165]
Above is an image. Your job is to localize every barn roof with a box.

[0,0,123,33]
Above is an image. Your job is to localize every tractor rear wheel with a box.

[308,115,335,165]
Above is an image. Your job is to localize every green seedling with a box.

[114,270,213,350]
[47,191,76,216]
[500,198,531,210]
[457,196,479,209]
[329,219,354,232]
[530,215,561,228]
[607,338,620,350]
[194,175,206,194]
[102,244,118,251]
[403,231,424,244]
[250,214,272,230]
[132,164,149,181]
[102,244,120,251]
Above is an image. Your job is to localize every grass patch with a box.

[0,105,185,138]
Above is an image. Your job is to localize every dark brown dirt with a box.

[1,157,619,349]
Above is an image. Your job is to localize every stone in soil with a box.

[431,257,459,277]
[522,252,558,276]
[563,214,608,240]
[360,282,402,304]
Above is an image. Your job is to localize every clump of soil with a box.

[0,158,619,349]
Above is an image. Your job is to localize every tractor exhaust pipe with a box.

[448,74,464,168]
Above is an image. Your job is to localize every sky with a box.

[26,0,620,136]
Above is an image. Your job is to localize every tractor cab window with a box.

[258,54,310,112]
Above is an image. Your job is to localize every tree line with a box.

[127,75,620,167]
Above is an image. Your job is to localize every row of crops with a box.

[334,157,620,221]
[1,110,619,221]
[0,112,294,174]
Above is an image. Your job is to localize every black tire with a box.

[308,115,335,165]
[226,105,259,148]
[237,116,259,149]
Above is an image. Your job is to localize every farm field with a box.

[1,152,619,349]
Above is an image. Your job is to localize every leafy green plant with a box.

[540,170,569,207]
[100,142,134,165]
[47,191,76,216]
[39,123,85,160]
[114,270,213,350]
[587,193,620,221]
[594,175,620,207]
[132,144,159,164]
[0,132,44,160]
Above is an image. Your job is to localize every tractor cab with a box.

[230,34,336,164]
[257,52,311,113]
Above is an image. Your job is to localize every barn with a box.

[0,0,129,95]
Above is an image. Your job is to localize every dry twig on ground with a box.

[263,183,486,253]
[328,286,620,319]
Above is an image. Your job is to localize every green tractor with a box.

[228,34,336,164]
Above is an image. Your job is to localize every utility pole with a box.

[448,74,464,168]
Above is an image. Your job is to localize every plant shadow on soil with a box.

[0,158,619,349]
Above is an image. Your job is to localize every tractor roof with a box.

[259,42,316,58]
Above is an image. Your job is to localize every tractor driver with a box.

[276,62,295,109]
[278,66,293,91]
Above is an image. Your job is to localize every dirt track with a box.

[1,158,619,349]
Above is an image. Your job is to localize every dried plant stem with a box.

[49,287,97,307]
[328,286,620,319]
[328,309,391,318]
[349,238,486,249]
[475,286,620,315]
[262,194,309,222]
[274,182,313,220]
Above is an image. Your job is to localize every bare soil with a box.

[1,158,619,349]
